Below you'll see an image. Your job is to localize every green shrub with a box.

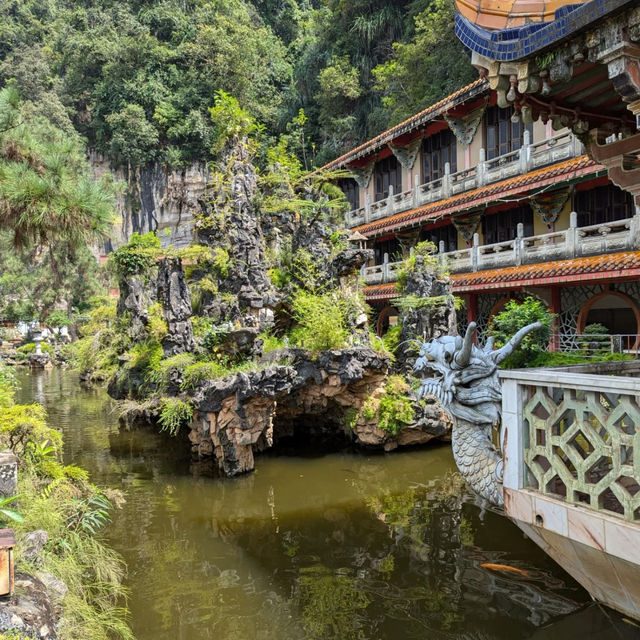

[377,376,414,435]
[258,331,285,354]
[15,342,55,359]
[580,323,610,354]
[382,324,402,354]
[212,247,233,278]
[109,232,161,278]
[489,296,554,369]
[146,353,196,389]
[147,303,168,342]
[290,289,350,352]
[158,398,193,435]
[45,310,71,328]
[268,267,291,288]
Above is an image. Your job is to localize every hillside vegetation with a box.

[0,0,474,167]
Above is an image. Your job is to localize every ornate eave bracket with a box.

[452,209,484,244]
[530,187,572,228]
[444,96,489,148]
[388,134,424,170]
[349,158,376,189]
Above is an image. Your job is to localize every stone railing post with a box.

[471,233,479,272]
[413,180,419,208]
[567,211,579,258]
[571,132,583,157]
[519,130,531,173]
[438,240,446,269]
[477,148,486,187]
[515,222,524,266]
[628,212,640,249]
[443,162,451,198]
[386,185,394,216]
[364,193,370,223]
[382,252,389,283]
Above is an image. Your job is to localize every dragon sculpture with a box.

[414,321,541,506]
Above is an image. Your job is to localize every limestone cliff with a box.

[89,150,207,250]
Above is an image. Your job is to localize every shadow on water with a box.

[14,367,639,640]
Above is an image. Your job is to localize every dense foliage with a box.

[0,87,113,323]
[0,362,133,640]
[0,0,474,166]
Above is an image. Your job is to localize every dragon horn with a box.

[454,322,476,368]
[493,322,543,364]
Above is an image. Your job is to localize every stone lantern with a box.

[32,330,43,356]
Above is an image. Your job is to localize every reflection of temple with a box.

[331,1,640,348]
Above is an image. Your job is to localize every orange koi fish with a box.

[480,562,530,577]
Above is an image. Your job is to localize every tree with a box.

[372,0,476,125]
[489,297,553,368]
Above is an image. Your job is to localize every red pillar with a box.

[550,287,561,351]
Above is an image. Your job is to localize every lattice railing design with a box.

[523,383,640,522]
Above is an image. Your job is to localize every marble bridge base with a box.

[505,488,640,619]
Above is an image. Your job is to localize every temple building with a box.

[384,0,640,622]
[329,3,640,351]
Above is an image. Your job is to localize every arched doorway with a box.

[376,305,399,337]
[578,291,640,336]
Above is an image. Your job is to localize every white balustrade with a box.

[345,132,581,228]
[361,212,640,284]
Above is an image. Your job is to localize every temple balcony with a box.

[346,130,583,229]
[362,212,640,286]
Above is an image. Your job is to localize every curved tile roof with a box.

[322,79,489,170]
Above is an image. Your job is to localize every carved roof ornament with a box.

[444,96,489,148]
[388,134,424,170]
[530,186,572,227]
[349,158,376,189]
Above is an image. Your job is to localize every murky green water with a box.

[15,368,640,640]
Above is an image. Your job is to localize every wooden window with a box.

[422,129,457,184]
[484,106,533,160]
[574,184,635,227]
[420,224,458,253]
[374,155,402,202]
[339,178,359,210]
[374,236,401,265]
[482,205,533,245]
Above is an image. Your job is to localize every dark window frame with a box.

[484,106,533,160]
[422,129,457,184]
[481,205,534,245]
[374,155,402,202]
[420,224,458,253]
[574,184,635,228]
[339,178,360,211]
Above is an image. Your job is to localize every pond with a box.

[14,368,638,640]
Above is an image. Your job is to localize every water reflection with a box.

[14,368,636,640]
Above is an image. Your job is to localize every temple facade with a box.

[329,31,640,350]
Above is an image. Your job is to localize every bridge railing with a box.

[500,367,640,523]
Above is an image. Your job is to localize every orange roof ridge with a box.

[322,79,489,170]
[354,155,603,237]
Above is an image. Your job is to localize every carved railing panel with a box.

[522,382,640,522]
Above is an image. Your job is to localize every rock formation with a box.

[156,257,194,356]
